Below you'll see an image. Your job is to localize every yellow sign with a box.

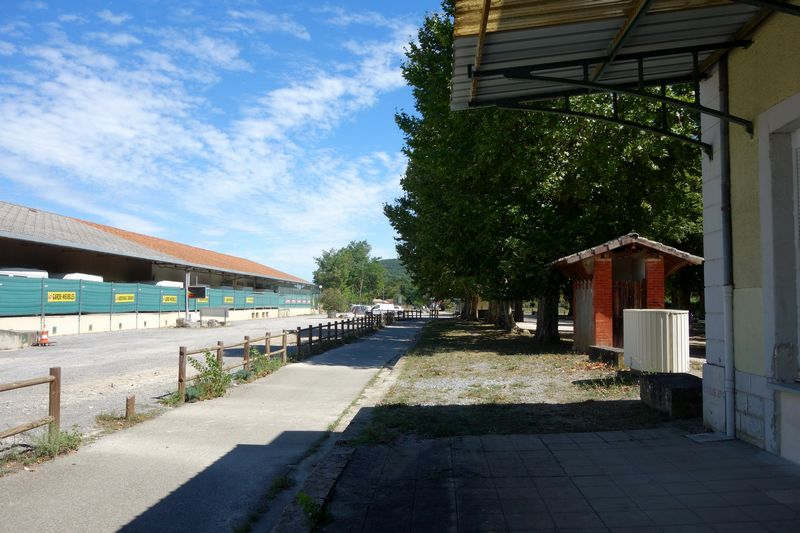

[162,295,178,304]
[196,298,208,304]
[224,296,234,304]
[47,291,76,303]
[115,293,135,303]
[245,297,254,304]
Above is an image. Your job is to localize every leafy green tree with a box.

[385,0,703,337]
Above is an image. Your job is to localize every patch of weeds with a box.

[31,428,82,460]
[267,474,295,499]
[95,410,159,433]
[295,491,331,530]
[2,427,83,475]
[249,347,283,379]
[189,350,231,399]
[233,368,253,383]
[159,384,201,406]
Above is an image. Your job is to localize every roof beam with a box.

[731,0,800,16]
[591,0,656,81]
[469,0,492,103]
[505,73,753,133]
[474,40,752,80]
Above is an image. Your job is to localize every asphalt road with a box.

[0,314,336,442]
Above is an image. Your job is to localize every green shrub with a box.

[295,491,330,529]
[250,347,283,378]
[189,351,231,399]
[32,428,82,460]
[233,368,253,383]
[319,287,348,313]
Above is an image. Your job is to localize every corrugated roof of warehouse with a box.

[82,220,309,284]
[0,201,308,285]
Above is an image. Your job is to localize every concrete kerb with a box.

[268,323,424,533]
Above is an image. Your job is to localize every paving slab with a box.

[0,320,424,532]
[320,429,800,532]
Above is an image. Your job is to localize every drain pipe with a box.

[719,56,736,438]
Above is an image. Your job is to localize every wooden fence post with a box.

[281,331,287,364]
[296,327,302,359]
[48,367,60,437]
[178,347,187,403]
[308,325,313,356]
[334,320,338,340]
[217,340,224,368]
[327,322,331,342]
[243,336,251,371]
[265,331,271,357]
[126,395,135,420]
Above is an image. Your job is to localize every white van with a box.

[370,303,396,314]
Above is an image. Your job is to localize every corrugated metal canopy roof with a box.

[451,0,765,110]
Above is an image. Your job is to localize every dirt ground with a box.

[354,320,700,441]
[0,313,331,444]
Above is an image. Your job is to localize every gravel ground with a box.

[0,314,334,444]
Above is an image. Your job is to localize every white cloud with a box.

[58,14,87,23]
[226,10,310,40]
[0,41,15,55]
[97,9,130,25]
[21,1,47,10]
[160,31,251,71]
[0,12,414,277]
[88,32,141,47]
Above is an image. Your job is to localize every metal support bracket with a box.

[488,99,713,157]
[500,72,754,134]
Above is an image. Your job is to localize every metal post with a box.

[135,284,139,330]
[178,347,187,403]
[78,280,82,334]
[184,270,190,322]
[110,283,114,332]
[40,278,45,332]
[159,289,163,328]
[48,367,60,437]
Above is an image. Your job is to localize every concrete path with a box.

[0,319,424,532]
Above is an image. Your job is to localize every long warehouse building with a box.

[0,200,318,336]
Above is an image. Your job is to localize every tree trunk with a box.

[498,299,515,331]
[512,300,524,322]
[535,292,560,343]
[460,294,479,320]
[486,300,498,324]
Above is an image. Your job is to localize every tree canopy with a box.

[312,241,423,306]
[384,0,703,334]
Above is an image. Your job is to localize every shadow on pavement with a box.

[119,430,326,533]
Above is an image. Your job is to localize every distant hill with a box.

[379,258,408,279]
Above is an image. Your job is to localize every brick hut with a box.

[552,233,702,351]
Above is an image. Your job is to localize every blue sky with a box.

[0,1,440,281]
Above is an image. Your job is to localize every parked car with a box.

[369,303,396,314]
[349,304,371,316]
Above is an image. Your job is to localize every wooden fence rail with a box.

[178,331,289,403]
[175,310,430,403]
[0,367,60,439]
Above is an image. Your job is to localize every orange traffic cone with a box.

[37,329,50,346]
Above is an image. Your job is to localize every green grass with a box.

[295,491,331,530]
[352,320,676,443]
[1,427,83,475]
[95,410,160,433]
